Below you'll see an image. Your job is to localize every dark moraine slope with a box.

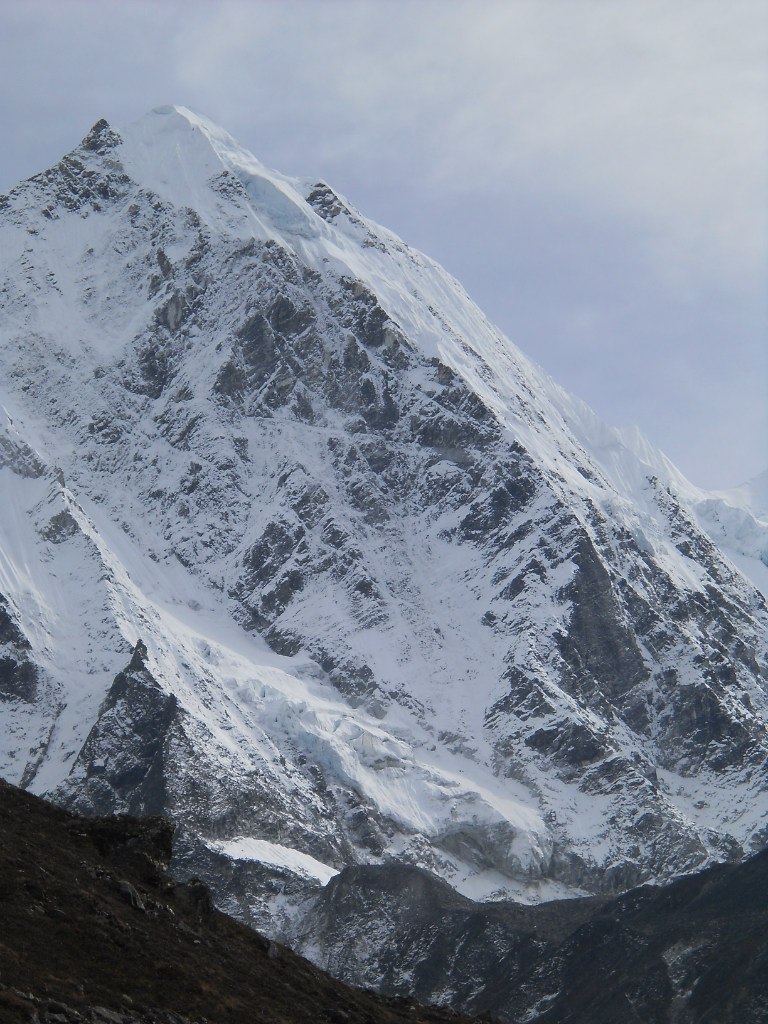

[0,779,472,1024]
[292,854,768,1022]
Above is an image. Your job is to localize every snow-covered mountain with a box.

[1,107,767,946]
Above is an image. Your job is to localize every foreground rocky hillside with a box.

[0,779,471,1024]
[0,105,766,951]
[3,779,766,1024]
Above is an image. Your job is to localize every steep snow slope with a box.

[0,108,767,934]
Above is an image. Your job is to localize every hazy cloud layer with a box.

[1,0,765,487]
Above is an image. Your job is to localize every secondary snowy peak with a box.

[1,107,767,938]
[718,469,768,523]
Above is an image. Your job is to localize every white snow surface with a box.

[206,837,339,885]
[0,106,766,908]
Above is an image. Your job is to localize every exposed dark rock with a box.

[129,335,176,398]
[40,510,79,544]
[54,652,178,818]
[556,536,649,702]
[268,294,314,336]
[305,182,349,222]
[524,720,606,767]
[0,594,40,704]
[80,119,121,154]
[0,431,46,478]
[0,596,30,650]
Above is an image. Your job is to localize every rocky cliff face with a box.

[0,106,767,949]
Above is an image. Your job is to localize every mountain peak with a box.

[116,105,320,244]
[2,105,768,971]
[133,104,247,154]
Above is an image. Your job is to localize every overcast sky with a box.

[1,0,765,489]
